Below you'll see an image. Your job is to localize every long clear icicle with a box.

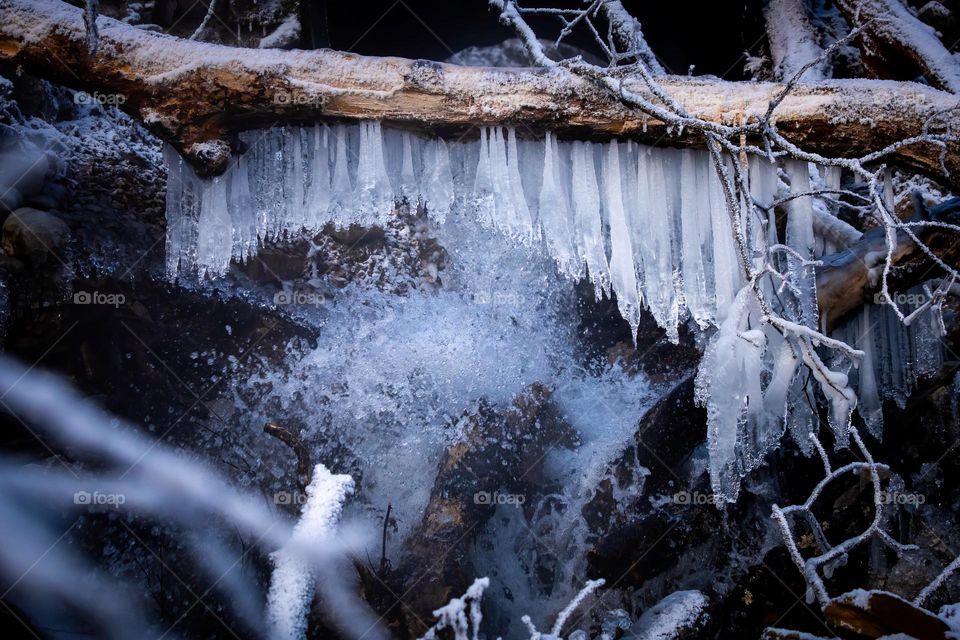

[603,140,641,339]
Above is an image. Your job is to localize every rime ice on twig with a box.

[265,464,355,640]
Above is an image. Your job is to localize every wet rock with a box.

[629,590,709,640]
[824,589,949,639]
[918,2,954,33]
[2,207,69,262]
[388,383,578,636]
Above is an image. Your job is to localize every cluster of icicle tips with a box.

[164,120,769,341]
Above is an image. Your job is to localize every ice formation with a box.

[165,121,752,340]
[167,120,944,507]
[266,463,355,640]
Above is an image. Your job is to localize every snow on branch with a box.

[265,464,355,640]
[764,0,830,81]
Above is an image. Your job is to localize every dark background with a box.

[320,0,766,80]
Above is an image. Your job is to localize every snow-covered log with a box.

[764,0,830,81]
[3,0,960,186]
[834,0,960,93]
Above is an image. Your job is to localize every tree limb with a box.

[2,0,960,186]
[834,0,960,93]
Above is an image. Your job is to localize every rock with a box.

[0,186,22,212]
[824,589,950,639]
[629,590,709,640]
[389,383,578,636]
[918,2,954,33]
[2,207,69,261]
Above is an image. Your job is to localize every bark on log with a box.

[3,0,960,188]
[834,0,960,94]
[815,196,960,332]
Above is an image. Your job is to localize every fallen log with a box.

[815,196,960,332]
[2,0,960,187]
[834,0,960,94]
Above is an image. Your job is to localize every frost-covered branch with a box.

[4,0,960,183]
[772,428,918,608]
[188,0,218,42]
[265,464,355,640]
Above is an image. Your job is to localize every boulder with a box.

[2,207,69,262]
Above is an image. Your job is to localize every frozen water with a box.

[164,121,764,339]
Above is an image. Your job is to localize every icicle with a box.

[505,127,534,242]
[708,154,740,321]
[284,127,306,234]
[328,125,353,227]
[487,127,510,235]
[679,149,711,327]
[397,132,418,202]
[354,121,393,225]
[537,132,580,279]
[228,153,256,262]
[785,160,819,329]
[195,176,231,278]
[695,287,768,502]
[855,305,883,438]
[636,147,678,341]
[473,127,495,225]
[163,144,194,278]
[571,141,609,298]
[422,137,454,222]
[603,140,641,339]
[303,124,331,231]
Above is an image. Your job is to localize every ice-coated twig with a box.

[915,554,960,606]
[550,578,605,637]
[773,426,920,608]
[419,577,490,640]
[189,0,218,41]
